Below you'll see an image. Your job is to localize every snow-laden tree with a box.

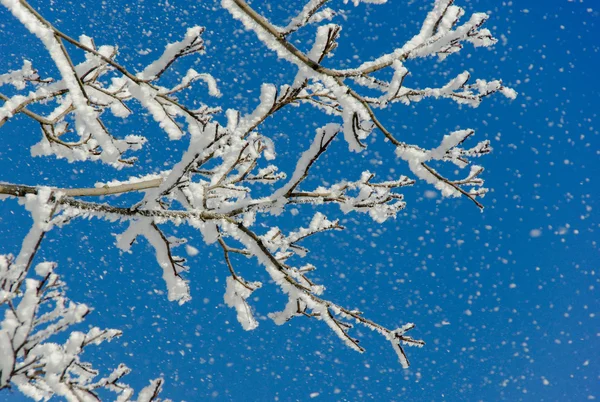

[0,0,515,399]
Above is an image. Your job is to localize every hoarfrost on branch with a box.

[0,0,515,398]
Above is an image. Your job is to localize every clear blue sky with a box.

[0,0,598,400]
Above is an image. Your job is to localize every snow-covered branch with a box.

[218,218,425,368]
[223,0,516,205]
[0,258,169,401]
[0,0,215,166]
[0,190,167,400]
[0,0,518,393]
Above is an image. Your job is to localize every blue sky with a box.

[0,0,598,400]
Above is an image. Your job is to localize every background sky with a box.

[0,0,598,401]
